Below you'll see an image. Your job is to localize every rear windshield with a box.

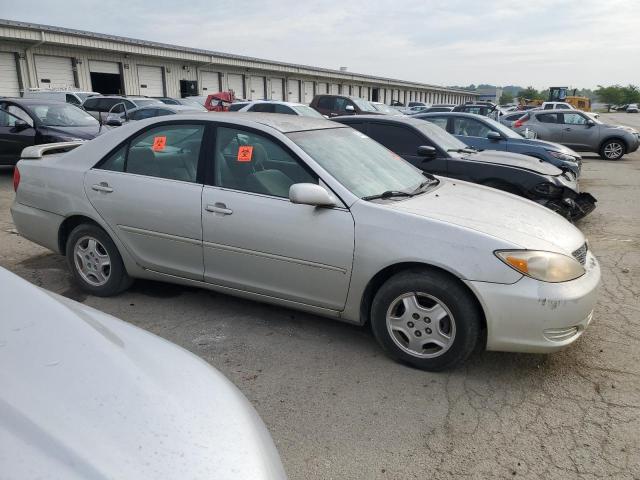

[28,103,98,127]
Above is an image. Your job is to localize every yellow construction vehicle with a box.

[548,87,591,111]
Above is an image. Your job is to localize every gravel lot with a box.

[1,112,639,480]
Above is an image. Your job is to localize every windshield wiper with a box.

[447,148,476,154]
[362,190,414,201]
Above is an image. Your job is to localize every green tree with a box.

[499,91,514,104]
[595,85,624,112]
[620,84,640,104]
[517,86,543,101]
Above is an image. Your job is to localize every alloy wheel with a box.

[604,142,623,159]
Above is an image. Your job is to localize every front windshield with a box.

[292,105,324,118]
[30,104,98,127]
[412,120,469,151]
[288,127,427,198]
[135,99,163,107]
[373,103,402,115]
[351,97,377,112]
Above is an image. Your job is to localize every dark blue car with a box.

[413,112,582,176]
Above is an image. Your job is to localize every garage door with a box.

[137,65,164,96]
[317,82,327,95]
[34,55,75,89]
[89,60,119,74]
[227,74,244,98]
[302,81,314,104]
[0,52,20,97]
[287,79,300,102]
[249,76,265,100]
[329,83,339,95]
[362,87,369,100]
[200,71,220,93]
[270,77,284,100]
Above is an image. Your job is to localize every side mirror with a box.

[345,104,355,113]
[105,116,123,127]
[487,131,502,141]
[417,145,437,159]
[586,119,595,127]
[289,183,336,207]
[13,119,31,131]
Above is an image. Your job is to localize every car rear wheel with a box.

[599,139,625,160]
[370,269,482,371]
[66,224,132,296]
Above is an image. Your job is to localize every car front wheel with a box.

[599,139,626,160]
[370,269,482,371]
[65,223,133,296]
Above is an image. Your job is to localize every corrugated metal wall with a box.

[0,35,477,104]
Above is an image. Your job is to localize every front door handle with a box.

[91,182,113,193]
[564,127,572,131]
[205,203,233,215]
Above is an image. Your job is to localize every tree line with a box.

[593,85,640,111]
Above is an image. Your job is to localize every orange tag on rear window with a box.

[237,145,253,162]
[152,136,167,152]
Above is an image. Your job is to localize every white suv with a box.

[22,89,100,107]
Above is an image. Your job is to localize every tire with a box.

[482,180,521,196]
[370,269,482,371]
[65,223,133,296]
[599,139,626,160]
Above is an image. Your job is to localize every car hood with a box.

[600,124,638,134]
[509,137,581,157]
[39,124,110,140]
[461,150,562,176]
[0,270,286,480]
[388,179,584,254]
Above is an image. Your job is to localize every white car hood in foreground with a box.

[0,269,286,480]
[388,179,585,254]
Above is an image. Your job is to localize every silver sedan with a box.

[11,113,601,371]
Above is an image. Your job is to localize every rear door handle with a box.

[205,203,233,215]
[91,182,113,193]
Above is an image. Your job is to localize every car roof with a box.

[1,97,68,106]
[416,111,489,120]
[531,109,582,114]
[246,100,307,107]
[145,112,346,133]
[333,114,427,127]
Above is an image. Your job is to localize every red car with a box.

[204,91,236,111]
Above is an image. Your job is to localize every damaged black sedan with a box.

[333,115,596,221]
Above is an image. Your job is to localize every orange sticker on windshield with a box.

[152,136,167,152]
[237,145,253,162]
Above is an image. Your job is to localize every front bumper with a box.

[466,251,601,354]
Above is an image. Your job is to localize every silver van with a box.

[22,89,100,107]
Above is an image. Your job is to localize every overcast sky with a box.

[1,0,638,90]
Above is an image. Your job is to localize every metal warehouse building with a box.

[0,19,477,105]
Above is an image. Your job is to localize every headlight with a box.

[548,150,577,162]
[533,182,563,197]
[495,250,585,283]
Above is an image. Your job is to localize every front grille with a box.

[572,243,588,265]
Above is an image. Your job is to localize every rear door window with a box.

[273,104,295,114]
[367,123,424,155]
[426,116,449,131]
[536,113,560,124]
[452,118,492,137]
[317,97,334,110]
[66,94,81,105]
[98,124,205,183]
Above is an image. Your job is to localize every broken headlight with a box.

[533,182,564,197]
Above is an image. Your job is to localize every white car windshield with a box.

[30,104,98,127]
[291,105,324,118]
[288,127,429,199]
[351,98,378,112]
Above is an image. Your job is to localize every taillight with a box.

[13,166,20,192]
[514,115,529,129]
